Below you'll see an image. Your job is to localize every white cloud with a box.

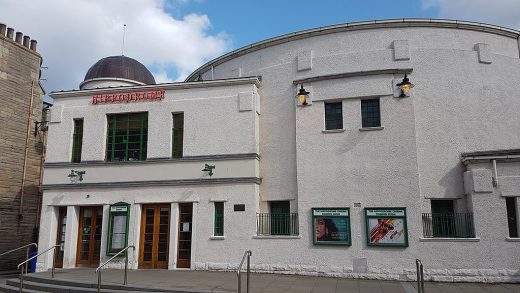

[0,0,230,92]
[422,0,520,29]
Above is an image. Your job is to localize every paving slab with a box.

[25,268,520,293]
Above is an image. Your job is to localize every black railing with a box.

[422,213,475,238]
[257,213,299,235]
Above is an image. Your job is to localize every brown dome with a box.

[84,55,155,85]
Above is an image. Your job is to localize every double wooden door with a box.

[139,204,170,269]
[76,206,103,267]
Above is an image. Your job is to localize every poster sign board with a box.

[312,208,351,246]
[365,208,408,247]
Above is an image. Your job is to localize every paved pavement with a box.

[30,268,520,293]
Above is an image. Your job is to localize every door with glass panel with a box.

[76,206,103,267]
[139,204,170,269]
[177,203,192,268]
[55,207,67,268]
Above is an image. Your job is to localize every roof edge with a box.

[185,18,520,82]
[49,76,261,98]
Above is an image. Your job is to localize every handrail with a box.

[95,245,135,293]
[237,250,252,293]
[17,245,59,293]
[416,259,425,293]
[0,243,37,274]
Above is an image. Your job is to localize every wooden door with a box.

[55,207,67,268]
[76,206,103,267]
[139,204,170,269]
[177,203,192,268]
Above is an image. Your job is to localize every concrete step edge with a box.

[6,279,176,293]
[0,283,42,293]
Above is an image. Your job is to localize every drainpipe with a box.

[492,160,498,187]
[19,81,35,220]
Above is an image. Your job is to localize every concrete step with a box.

[6,276,206,293]
[0,283,41,293]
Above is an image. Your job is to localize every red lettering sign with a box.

[91,90,165,105]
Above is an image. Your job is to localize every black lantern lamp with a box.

[297,84,309,105]
[396,74,414,98]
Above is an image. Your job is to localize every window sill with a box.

[322,129,345,134]
[419,237,480,242]
[253,235,301,239]
[506,237,520,242]
[210,236,225,240]
[359,126,384,132]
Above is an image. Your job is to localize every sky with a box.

[0,0,519,96]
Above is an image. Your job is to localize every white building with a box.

[38,19,520,283]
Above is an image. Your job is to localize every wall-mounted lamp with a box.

[396,74,414,98]
[68,169,86,183]
[34,106,51,136]
[202,164,215,176]
[296,84,309,105]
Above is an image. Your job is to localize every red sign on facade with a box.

[91,90,165,105]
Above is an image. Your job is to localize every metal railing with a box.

[237,250,252,293]
[17,245,59,293]
[422,213,475,238]
[0,243,37,274]
[95,245,135,293]
[416,259,425,293]
[256,213,299,235]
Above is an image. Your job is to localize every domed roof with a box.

[83,55,156,85]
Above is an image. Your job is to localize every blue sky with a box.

[169,0,437,49]
[0,0,518,94]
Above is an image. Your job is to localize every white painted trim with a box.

[505,237,520,242]
[210,236,225,240]
[322,129,345,134]
[209,199,228,202]
[359,126,385,131]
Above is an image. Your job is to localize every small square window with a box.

[361,99,381,128]
[325,102,343,130]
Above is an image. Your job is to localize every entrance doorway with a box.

[76,206,103,267]
[139,204,170,269]
[55,207,67,268]
[177,203,192,268]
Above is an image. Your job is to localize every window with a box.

[361,99,381,128]
[325,102,343,130]
[107,203,130,255]
[506,197,519,238]
[422,200,475,238]
[172,113,184,158]
[106,112,148,162]
[71,119,83,163]
[214,202,224,236]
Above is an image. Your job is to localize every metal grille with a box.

[256,213,299,235]
[422,213,475,238]
[214,202,224,236]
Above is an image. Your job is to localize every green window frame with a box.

[106,202,130,255]
[325,102,343,130]
[172,113,184,158]
[71,119,84,163]
[106,112,148,162]
[364,207,408,247]
[214,202,224,236]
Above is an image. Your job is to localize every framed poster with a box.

[312,208,351,246]
[365,208,408,247]
[106,202,131,255]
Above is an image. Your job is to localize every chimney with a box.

[15,32,23,44]
[0,23,6,36]
[30,39,37,51]
[23,35,30,48]
[6,27,14,39]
